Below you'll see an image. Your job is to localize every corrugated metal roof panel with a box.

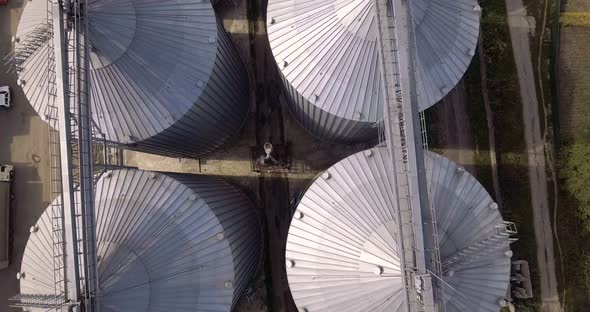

[286,147,510,312]
[20,169,262,311]
[15,0,250,157]
[267,0,480,143]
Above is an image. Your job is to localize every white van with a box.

[0,164,14,269]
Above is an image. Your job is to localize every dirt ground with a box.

[506,0,562,311]
[0,2,52,312]
[432,80,478,175]
[217,2,365,311]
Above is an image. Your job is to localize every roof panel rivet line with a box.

[293,211,303,219]
[286,260,295,268]
[125,135,137,143]
[310,94,319,103]
[373,266,383,275]
[322,172,331,180]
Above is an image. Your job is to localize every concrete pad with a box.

[123,150,200,174]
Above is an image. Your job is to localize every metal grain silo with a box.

[19,169,261,311]
[267,0,480,143]
[285,147,512,312]
[14,0,250,158]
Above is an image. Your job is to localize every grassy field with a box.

[556,0,590,310]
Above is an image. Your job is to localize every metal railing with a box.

[46,0,68,309]
[2,24,49,75]
[443,222,518,273]
[65,0,99,310]
[374,0,436,311]
[11,1,100,311]
[419,111,428,151]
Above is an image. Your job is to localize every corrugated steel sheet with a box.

[267,0,480,143]
[16,0,250,158]
[413,0,481,107]
[20,169,262,311]
[286,147,510,312]
[426,153,511,311]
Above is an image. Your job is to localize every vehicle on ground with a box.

[0,86,11,109]
[0,164,14,270]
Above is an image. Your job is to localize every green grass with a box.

[561,12,590,27]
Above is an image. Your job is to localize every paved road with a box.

[505,1,562,311]
[0,2,52,311]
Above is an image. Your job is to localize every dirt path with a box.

[477,36,504,207]
[437,81,478,175]
[505,1,562,311]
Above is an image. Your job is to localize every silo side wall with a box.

[133,23,250,158]
[167,173,262,308]
[279,71,378,144]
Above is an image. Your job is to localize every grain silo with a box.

[267,0,480,143]
[285,147,513,311]
[14,0,250,158]
[19,169,261,311]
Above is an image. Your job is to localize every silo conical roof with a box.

[267,0,480,143]
[19,169,262,311]
[15,0,250,157]
[285,147,510,312]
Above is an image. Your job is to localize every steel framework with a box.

[376,1,517,311]
[9,1,103,311]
